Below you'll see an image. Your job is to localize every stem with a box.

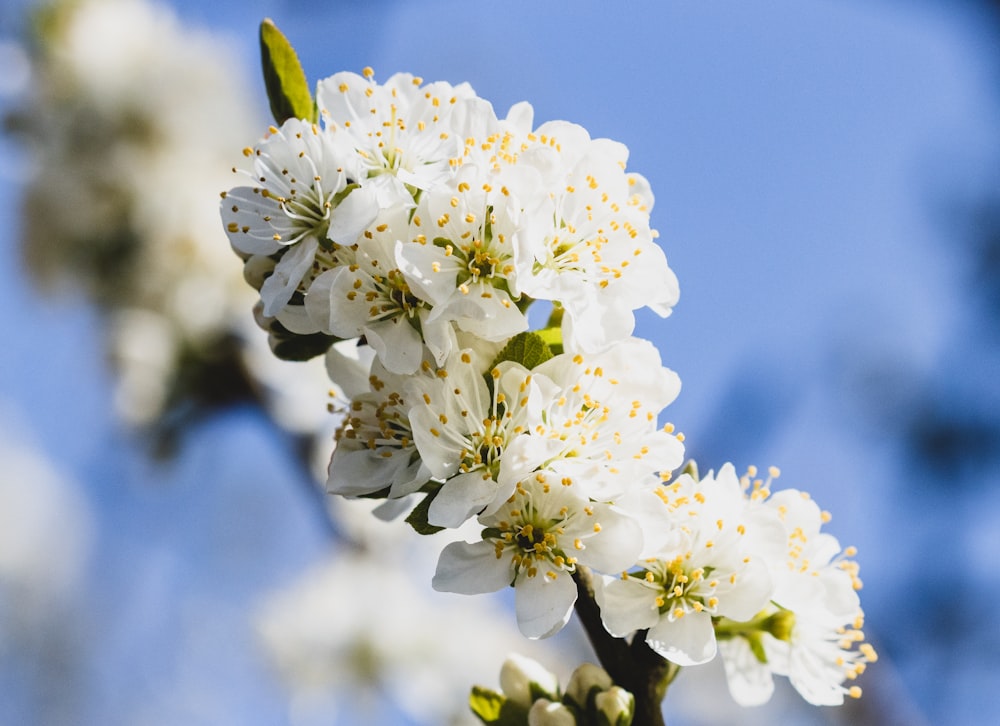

[573,567,676,726]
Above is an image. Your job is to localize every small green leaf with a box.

[469,686,530,726]
[405,485,445,535]
[489,332,554,372]
[469,687,505,723]
[535,326,563,356]
[259,18,316,124]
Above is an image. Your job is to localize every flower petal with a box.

[514,568,576,639]
[646,611,717,666]
[433,540,513,595]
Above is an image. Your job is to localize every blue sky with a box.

[2,0,999,724]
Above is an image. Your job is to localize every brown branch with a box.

[573,566,676,726]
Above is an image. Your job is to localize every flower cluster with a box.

[224,64,874,710]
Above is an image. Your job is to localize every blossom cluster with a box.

[223,67,874,708]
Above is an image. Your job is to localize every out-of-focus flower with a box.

[716,468,877,707]
[10,0,264,427]
[255,547,544,726]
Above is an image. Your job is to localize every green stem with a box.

[573,567,676,726]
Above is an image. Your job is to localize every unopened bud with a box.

[594,686,635,726]
[500,654,559,707]
[564,662,613,709]
[527,699,576,726]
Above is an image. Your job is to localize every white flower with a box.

[396,166,533,343]
[433,476,642,639]
[523,140,676,352]
[316,68,488,207]
[304,206,448,374]
[520,339,685,502]
[255,547,542,726]
[221,118,379,317]
[596,465,778,666]
[466,112,679,353]
[407,350,544,528]
[327,358,428,500]
[717,469,877,707]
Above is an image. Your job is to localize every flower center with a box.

[638,556,719,619]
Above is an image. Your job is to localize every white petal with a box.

[220,186,283,255]
[432,540,513,595]
[594,576,660,637]
[418,311,455,366]
[397,242,459,306]
[646,611,717,666]
[371,496,413,521]
[718,559,774,622]
[327,185,379,245]
[576,506,644,574]
[327,448,405,496]
[427,471,499,528]
[718,637,775,707]
[324,339,375,399]
[514,569,576,639]
[274,303,320,335]
[260,236,318,316]
[364,317,424,375]
[303,267,344,334]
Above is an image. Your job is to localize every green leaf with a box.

[535,325,563,356]
[468,687,530,726]
[469,687,505,723]
[489,332,554,372]
[405,485,445,535]
[259,18,316,124]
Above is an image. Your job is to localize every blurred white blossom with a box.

[255,544,551,725]
[13,0,262,425]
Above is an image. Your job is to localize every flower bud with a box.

[527,699,577,726]
[564,662,613,709]
[594,686,635,726]
[500,654,560,707]
[763,609,797,642]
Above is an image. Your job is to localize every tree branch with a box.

[573,567,675,726]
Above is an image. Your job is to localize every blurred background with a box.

[1,0,998,724]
